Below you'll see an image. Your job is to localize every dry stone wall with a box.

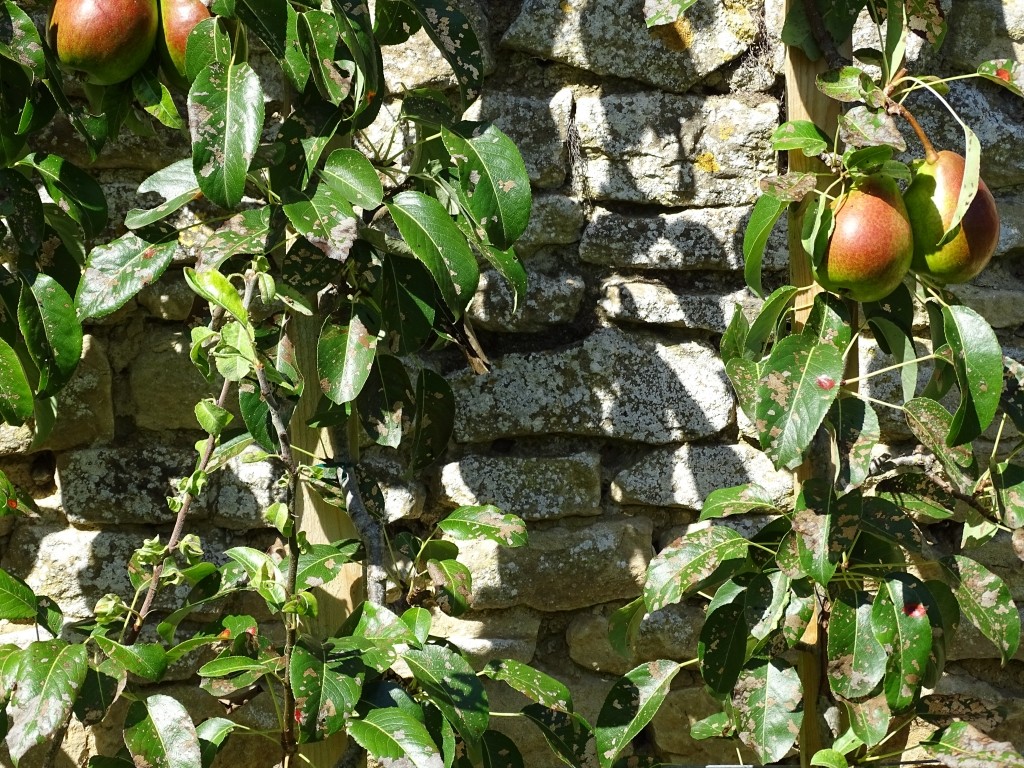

[2,0,1024,766]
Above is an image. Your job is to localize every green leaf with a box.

[410,368,455,471]
[21,152,107,239]
[755,335,844,471]
[290,640,360,741]
[521,704,592,768]
[388,191,479,317]
[233,0,287,58]
[938,125,981,248]
[481,659,573,712]
[800,193,835,266]
[197,656,274,678]
[595,660,681,768]
[437,505,528,547]
[94,637,168,683]
[407,0,482,106]
[317,309,379,405]
[342,602,419,670]
[188,61,264,209]
[812,748,850,768]
[403,644,488,744]
[644,0,700,26]
[133,70,184,129]
[194,399,233,436]
[730,659,802,764]
[941,555,1020,663]
[922,721,1024,768]
[76,233,177,320]
[607,597,645,659]
[770,119,830,155]
[868,316,917,402]
[699,483,778,521]
[745,285,798,358]
[0,336,32,426]
[480,243,528,314]
[481,729,523,768]
[357,353,413,448]
[5,640,87,765]
[644,526,749,613]
[977,59,1024,98]
[942,304,1002,445]
[698,599,748,695]
[827,396,880,492]
[73,660,125,727]
[827,591,886,699]
[126,160,202,230]
[18,272,82,397]
[282,181,358,263]
[720,305,749,366]
[426,558,473,616]
[1001,356,1024,432]
[742,194,787,298]
[904,398,978,493]
[793,481,860,587]
[319,148,384,209]
[295,540,361,591]
[184,17,232,82]
[184,267,247,325]
[348,708,443,768]
[442,123,532,250]
[196,717,239,768]
[872,575,932,711]
[0,566,35,620]
[0,2,46,76]
[123,694,202,768]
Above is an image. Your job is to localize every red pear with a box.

[814,174,914,303]
[159,0,211,90]
[903,150,1000,284]
[48,0,158,85]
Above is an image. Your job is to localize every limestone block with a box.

[454,516,653,610]
[611,442,792,510]
[58,442,206,526]
[213,449,287,530]
[580,204,787,271]
[41,335,115,452]
[515,193,587,256]
[469,265,585,332]
[137,270,197,321]
[439,452,601,521]
[566,601,704,676]
[464,87,573,188]
[652,686,758,761]
[600,276,761,332]
[427,607,541,666]
[573,92,777,206]
[130,325,220,431]
[502,0,759,93]
[952,262,1024,329]
[452,327,735,444]
[943,0,1024,71]
[361,449,427,522]
[0,424,34,456]
[993,189,1024,258]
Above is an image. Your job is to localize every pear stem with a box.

[893,102,939,164]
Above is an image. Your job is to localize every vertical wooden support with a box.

[291,312,363,766]
[783,4,839,764]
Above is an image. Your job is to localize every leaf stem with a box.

[841,354,935,386]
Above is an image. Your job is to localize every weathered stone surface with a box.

[0,424,34,456]
[502,0,758,93]
[580,204,787,271]
[469,265,585,332]
[574,92,777,206]
[994,189,1024,258]
[452,327,735,444]
[566,600,703,676]
[515,193,587,256]
[652,686,758,761]
[130,326,219,431]
[943,0,1024,71]
[137,270,197,321]
[961,531,1024,600]
[41,335,114,452]
[454,515,653,610]
[58,442,206,526]
[948,604,1024,661]
[362,449,427,522]
[600,276,760,332]
[214,449,287,530]
[954,262,1024,329]
[439,451,601,520]
[464,87,573,188]
[611,442,792,510]
[428,606,541,666]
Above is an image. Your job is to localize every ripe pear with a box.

[814,174,914,303]
[48,0,158,85]
[159,0,211,90]
[903,150,1000,284]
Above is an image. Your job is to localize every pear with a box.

[48,0,158,85]
[814,174,914,303]
[903,150,1000,284]
[159,0,211,90]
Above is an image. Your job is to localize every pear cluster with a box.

[47,0,209,87]
[814,153,1000,302]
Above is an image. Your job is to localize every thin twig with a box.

[802,0,846,69]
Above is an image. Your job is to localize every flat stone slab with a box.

[469,265,585,332]
[428,607,542,666]
[452,327,735,444]
[600,277,760,332]
[515,193,587,256]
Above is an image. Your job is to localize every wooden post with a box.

[291,312,363,766]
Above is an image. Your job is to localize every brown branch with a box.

[890,100,939,163]
[803,0,846,70]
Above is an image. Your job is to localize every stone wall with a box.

[2,0,1024,766]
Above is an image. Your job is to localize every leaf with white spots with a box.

[940,555,1020,664]
[94,637,168,683]
[0,1,45,77]
[904,398,979,493]
[644,526,749,613]
[410,368,455,472]
[18,271,82,398]
[730,659,803,764]
[922,721,1024,768]
[977,59,1024,98]
[437,505,527,548]
[348,708,443,768]
[282,180,358,263]
[357,354,413,448]
[403,644,489,745]
[595,660,680,768]
[319,148,384,210]
[19,153,106,241]
[482,659,573,713]
[481,729,524,768]
[698,599,747,696]
[317,307,380,405]
[188,61,264,209]
[426,558,473,616]
[388,190,479,318]
[293,540,362,591]
[942,304,1002,445]
[699,483,779,521]
[125,160,201,230]
[290,640,361,742]
[5,640,87,766]
[0,168,43,257]
[827,396,880,492]
[827,590,886,699]
[871,575,933,711]
[405,0,483,106]
[521,704,593,768]
[76,232,177,320]
[123,694,202,768]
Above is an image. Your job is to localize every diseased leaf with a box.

[595,661,681,768]
[940,555,1020,663]
[410,368,455,472]
[827,396,879,491]
[437,505,527,547]
[521,704,592,768]
[872,575,933,711]
[21,152,107,239]
[644,526,749,612]
[699,599,747,696]
[348,708,443,768]
[699,483,779,521]
[482,659,573,712]
[426,558,472,616]
[839,106,906,151]
[841,692,890,748]
[942,304,1002,445]
[827,590,886,699]
[94,637,168,683]
[403,644,488,745]
[282,181,358,263]
[290,640,360,742]
[978,59,1024,98]
[904,397,978,493]
[408,0,482,105]
[922,721,1024,768]
[76,233,177,320]
[730,659,802,764]
[317,309,380,405]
